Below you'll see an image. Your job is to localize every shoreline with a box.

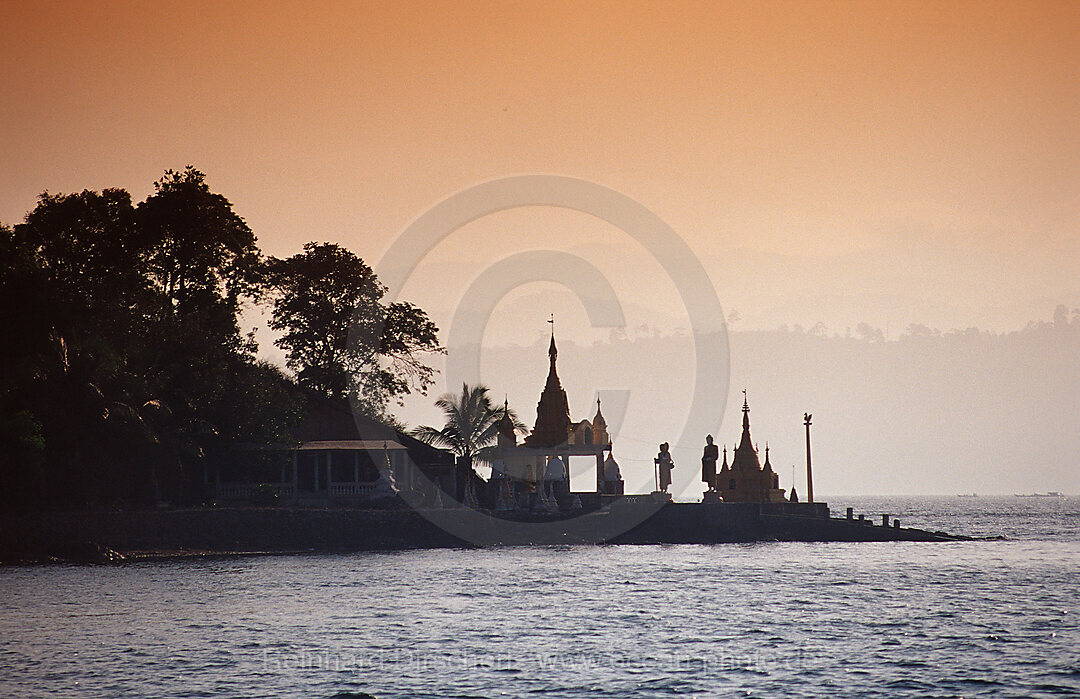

[1,501,971,565]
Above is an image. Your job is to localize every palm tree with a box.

[411,383,525,464]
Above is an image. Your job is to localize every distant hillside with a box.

[398,308,1080,497]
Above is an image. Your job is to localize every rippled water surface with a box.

[2,497,1079,698]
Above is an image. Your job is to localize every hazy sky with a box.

[4,1,1079,494]
[4,1,1077,322]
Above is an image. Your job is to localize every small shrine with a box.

[713,393,788,503]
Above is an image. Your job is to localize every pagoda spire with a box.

[497,397,516,442]
[525,316,572,448]
[544,314,561,391]
[733,390,762,471]
[592,395,609,446]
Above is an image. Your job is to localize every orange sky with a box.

[3,0,1078,332]
[4,1,1080,495]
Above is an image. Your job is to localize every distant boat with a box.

[1014,492,1065,498]
[957,493,978,498]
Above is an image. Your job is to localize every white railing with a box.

[328,483,378,496]
[216,484,296,499]
[217,482,384,499]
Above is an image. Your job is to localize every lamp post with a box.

[804,413,814,503]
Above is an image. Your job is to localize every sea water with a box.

[1,496,1078,698]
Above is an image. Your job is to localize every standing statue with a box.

[701,435,718,490]
[655,442,675,493]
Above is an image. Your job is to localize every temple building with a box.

[209,393,455,507]
[493,325,624,505]
[716,394,788,503]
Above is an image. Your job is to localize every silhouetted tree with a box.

[137,166,259,306]
[267,242,441,415]
[0,224,48,509]
[9,188,148,383]
[366,299,444,411]
[8,192,148,508]
[0,169,309,509]
[411,383,524,464]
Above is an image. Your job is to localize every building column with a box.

[314,453,320,491]
[292,451,298,488]
[596,451,604,492]
[354,451,360,484]
[403,452,414,490]
[326,451,333,492]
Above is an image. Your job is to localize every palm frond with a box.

[415,382,512,459]
[410,424,455,450]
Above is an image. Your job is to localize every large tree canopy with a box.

[0,169,444,511]
[267,242,442,415]
[136,166,260,307]
[1,169,309,510]
[17,188,144,311]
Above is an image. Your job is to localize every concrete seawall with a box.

[0,502,962,563]
[614,503,959,544]
[0,508,467,562]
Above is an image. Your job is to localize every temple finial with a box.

[547,314,557,360]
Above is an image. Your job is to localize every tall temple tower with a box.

[489,319,622,501]
[523,326,572,448]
